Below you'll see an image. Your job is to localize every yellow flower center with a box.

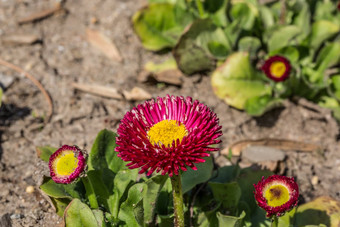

[147,120,188,147]
[53,151,79,176]
[269,61,286,78]
[264,184,290,207]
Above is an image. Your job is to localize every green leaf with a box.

[292,1,310,40]
[36,146,57,162]
[294,196,340,227]
[134,200,144,226]
[110,169,139,219]
[315,42,340,72]
[211,52,271,109]
[245,95,283,117]
[278,208,296,227]
[181,155,214,193]
[86,169,114,211]
[144,57,178,73]
[238,37,261,58]
[156,178,172,215]
[313,0,337,21]
[230,1,259,30]
[40,176,84,200]
[92,210,108,227]
[197,203,220,227]
[208,182,241,210]
[318,97,340,121]
[309,20,339,49]
[332,76,340,90]
[174,44,215,75]
[118,183,145,227]
[331,75,340,99]
[269,46,300,63]
[249,206,271,226]
[173,18,231,74]
[307,42,340,84]
[132,3,186,51]
[203,0,229,27]
[217,211,246,227]
[267,25,301,52]
[88,129,126,173]
[158,214,174,227]
[50,197,72,217]
[223,20,242,47]
[64,198,101,227]
[259,6,274,29]
[210,165,240,184]
[236,169,272,214]
[207,41,230,59]
[143,175,168,225]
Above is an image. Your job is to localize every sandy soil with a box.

[0,0,339,226]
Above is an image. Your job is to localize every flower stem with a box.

[195,0,205,18]
[82,177,98,209]
[170,174,185,227]
[271,216,279,227]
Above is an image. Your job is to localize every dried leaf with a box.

[153,69,183,85]
[18,3,62,24]
[86,29,123,62]
[222,138,322,156]
[123,87,151,101]
[72,83,123,99]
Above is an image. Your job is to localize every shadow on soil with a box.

[254,107,285,128]
[293,209,330,226]
[0,103,31,159]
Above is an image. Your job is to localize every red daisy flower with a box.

[49,145,86,184]
[254,175,299,217]
[261,55,291,82]
[115,95,222,177]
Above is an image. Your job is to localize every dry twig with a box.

[0,58,53,123]
[2,34,41,45]
[72,83,123,99]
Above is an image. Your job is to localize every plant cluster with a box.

[38,96,339,227]
[133,0,340,118]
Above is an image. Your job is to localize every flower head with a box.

[115,95,222,177]
[338,1,340,11]
[49,145,86,184]
[262,55,291,82]
[254,175,299,217]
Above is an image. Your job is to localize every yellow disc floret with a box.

[264,184,290,207]
[53,151,79,176]
[147,120,188,147]
[269,61,286,78]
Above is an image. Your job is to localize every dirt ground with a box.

[0,0,340,226]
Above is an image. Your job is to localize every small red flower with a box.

[115,95,222,177]
[49,145,86,184]
[262,55,291,82]
[338,1,340,11]
[254,175,299,217]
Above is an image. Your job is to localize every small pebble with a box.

[10,214,21,219]
[25,186,35,194]
[90,17,98,24]
[311,176,319,185]
[0,73,15,89]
